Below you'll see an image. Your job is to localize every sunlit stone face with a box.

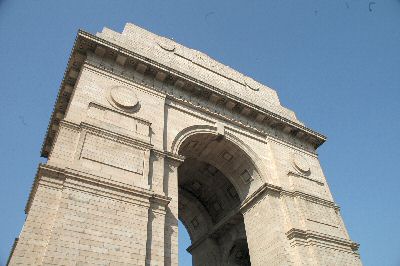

[109,86,139,110]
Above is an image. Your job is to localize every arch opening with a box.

[177,133,255,266]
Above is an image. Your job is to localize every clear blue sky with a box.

[0,0,399,265]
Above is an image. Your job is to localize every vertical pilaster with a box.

[145,196,170,266]
[150,150,166,194]
[163,154,184,266]
[241,186,295,266]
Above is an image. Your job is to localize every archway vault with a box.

[177,132,253,266]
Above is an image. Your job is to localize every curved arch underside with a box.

[178,133,254,266]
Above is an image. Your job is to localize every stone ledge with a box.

[287,170,325,186]
[240,182,283,213]
[238,181,340,215]
[286,228,360,253]
[40,27,327,158]
[281,190,340,211]
[25,163,171,215]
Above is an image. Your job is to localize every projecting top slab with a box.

[96,23,301,124]
[41,23,327,158]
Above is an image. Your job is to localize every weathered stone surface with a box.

[8,23,361,266]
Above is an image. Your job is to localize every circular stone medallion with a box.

[243,77,260,91]
[293,153,310,174]
[157,37,175,52]
[110,86,139,110]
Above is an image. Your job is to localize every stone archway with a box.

[7,23,362,266]
[177,133,257,265]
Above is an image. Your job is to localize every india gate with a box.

[7,23,362,265]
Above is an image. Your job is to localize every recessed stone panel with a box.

[191,217,199,229]
[81,133,144,175]
[240,170,253,184]
[87,103,151,141]
[222,151,233,161]
[110,86,139,109]
[292,153,310,174]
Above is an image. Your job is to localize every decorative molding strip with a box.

[281,189,340,211]
[47,120,153,164]
[150,193,171,207]
[58,119,81,131]
[81,122,152,149]
[65,168,153,202]
[41,29,326,158]
[89,101,151,126]
[286,228,360,252]
[151,148,185,167]
[239,182,282,213]
[24,163,65,214]
[83,59,319,155]
[288,170,325,186]
[236,181,340,214]
[24,163,171,215]
[40,35,84,157]
[307,218,338,228]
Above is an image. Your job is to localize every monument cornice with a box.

[25,163,171,214]
[239,182,283,213]
[41,29,326,157]
[286,228,360,253]
[239,182,340,214]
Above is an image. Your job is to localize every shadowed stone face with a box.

[177,133,256,265]
[179,158,240,225]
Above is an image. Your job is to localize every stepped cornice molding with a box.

[25,163,171,215]
[286,228,360,253]
[41,28,326,157]
[239,182,340,214]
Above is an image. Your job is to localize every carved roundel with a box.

[292,153,310,174]
[243,77,260,91]
[157,37,175,52]
[108,86,139,112]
